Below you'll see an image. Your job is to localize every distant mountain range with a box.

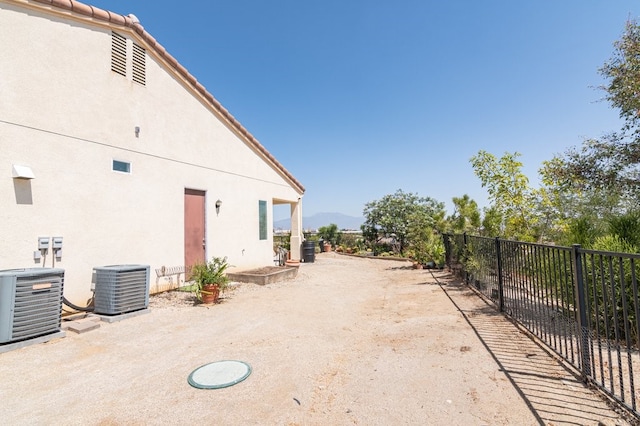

[274,212,364,231]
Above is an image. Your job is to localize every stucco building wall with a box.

[0,1,304,305]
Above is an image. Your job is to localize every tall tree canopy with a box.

[542,20,640,210]
[468,21,640,247]
[541,133,640,207]
[448,194,481,234]
[470,150,541,241]
[480,206,503,237]
[602,21,640,135]
[361,189,444,254]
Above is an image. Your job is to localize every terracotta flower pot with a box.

[324,244,331,252]
[201,283,221,304]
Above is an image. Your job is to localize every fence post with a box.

[495,237,504,312]
[463,233,469,285]
[443,234,450,269]
[572,244,591,380]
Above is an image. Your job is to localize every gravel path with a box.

[0,253,633,425]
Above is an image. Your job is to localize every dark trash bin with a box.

[318,238,325,252]
[302,240,316,263]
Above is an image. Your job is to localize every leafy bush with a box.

[607,211,640,248]
[274,233,291,251]
[190,257,230,301]
[564,217,601,247]
[587,235,640,343]
[318,223,341,246]
[339,233,360,252]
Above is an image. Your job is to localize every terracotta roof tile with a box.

[132,23,145,36]
[17,0,304,193]
[175,63,189,79]
[70,1,92,16]
[50,0,72,10]
[153,43,166,56]
[122,15,134,26]
[163,53,178,69]
[194,82,206,94]
[107,10,125,26]
[140,31,156,48]
[91,6,109,21]
[184,73,197,87]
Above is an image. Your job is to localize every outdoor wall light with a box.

[215,199,222,215]
[135,126,140,137]
[12,164,35,179]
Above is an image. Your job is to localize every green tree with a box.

[447,194,481,234]
[589,235,640,342]
[470,150,541,241]
[318,223,341,246]
[407,210,445,266]
[540,134,640,208]
[540,157,623,245]
[540,20,640,208]
[564,217,601,247]
[608,210,640,248]
[601,20,640,135]
[480,206,503,237]
[361,189,445,255]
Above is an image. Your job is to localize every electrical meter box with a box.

[52,237,63,249]
[38,237,49,250]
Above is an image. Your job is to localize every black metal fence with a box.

[444,234,640,418]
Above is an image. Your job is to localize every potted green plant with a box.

[318,223,340,252]
[190,256,230,304]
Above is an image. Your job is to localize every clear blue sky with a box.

[90,1,638,219]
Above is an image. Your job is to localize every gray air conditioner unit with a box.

[93,264,150,315]
[0,268,64,344]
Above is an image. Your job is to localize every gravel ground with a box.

[0,253,634,425]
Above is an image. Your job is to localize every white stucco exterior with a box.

[0,0,304,305]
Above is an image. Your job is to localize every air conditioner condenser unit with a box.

[0,268,64,344]
[93,264,150,315]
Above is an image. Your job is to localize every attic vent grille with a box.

[132,43,146,86]
[111,32,127,77]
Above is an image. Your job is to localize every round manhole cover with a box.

[188,360,252,389]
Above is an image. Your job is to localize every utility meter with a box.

[38,237,50,251]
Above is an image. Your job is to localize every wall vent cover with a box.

[132,42,146,86]
[111,31,127,77]
[93,265,150,315]
[0,268,64,344]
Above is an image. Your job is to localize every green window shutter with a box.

[259,200,267,240]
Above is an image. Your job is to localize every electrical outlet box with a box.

[38,237,50,250]
[52,237,63,249]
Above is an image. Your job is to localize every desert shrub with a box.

[340,233,360,251]
[586,235,640,344]
[608,211,640,248]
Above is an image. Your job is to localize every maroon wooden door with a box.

[184,189,206,270]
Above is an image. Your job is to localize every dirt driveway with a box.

[0,253,633,425]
